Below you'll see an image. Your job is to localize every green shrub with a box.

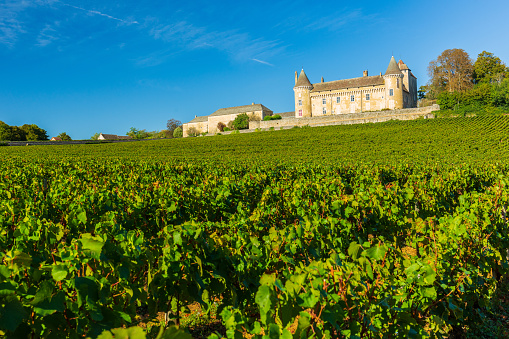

[173,126,183,138]
[263,114,282,121]
[232,113,249,130]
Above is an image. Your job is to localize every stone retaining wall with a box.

[249,105,439,130]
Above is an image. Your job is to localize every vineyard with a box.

[2,116,509,338]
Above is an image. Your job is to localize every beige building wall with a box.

[208,109,269,134]
[383,75,404,110]
[309,85,387,116]
[294,88,312,117]
[183,121,208,137]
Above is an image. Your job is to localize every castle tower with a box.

[383,56,404,110]
[398,59,417,108]
[294,69,313,118]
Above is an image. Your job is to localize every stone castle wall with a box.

[249,105,439,130]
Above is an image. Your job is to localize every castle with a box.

[182,56,418,137]
[294,56,417,117]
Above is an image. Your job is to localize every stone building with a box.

[294,56,417,117]
[182,103,273,137]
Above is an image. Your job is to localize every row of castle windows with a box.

[300,91,394,107]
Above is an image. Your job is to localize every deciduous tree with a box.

[428,49,474,96]
[20,124,48,141]
[473,51,508,84]
[57,132,72,141]
[166,119,182,137]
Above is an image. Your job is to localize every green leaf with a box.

[366,244,387,261]
[268,323,280,339]
[173,232,182,246]
[97,326,146,339]
[255,285,273,325]
[51,265,68,282]
[31,280,54,306]
[298,290,320,308]
[34,291,65,316]
[422,286,436,299]
[348,242,361,260]
[158,325,193,339]
[0,281,16,296]
[0,299,28,332]
[80,233,105,260]
[77,211,87,224]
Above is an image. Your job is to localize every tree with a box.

[173,126,183,138]
[166,119,182,138]
[0,121,12,141]
[231,113,249,130]
[417,86,428,100]
[11,126,27,141]
[127,127,150,139]
[90,133,100,140]
[473,51,508,84]
[20,124,48,141]
[217,122,226,132]
[427,49,474,96]
[57,132,72,141]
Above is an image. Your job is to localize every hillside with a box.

[2,115,509,165]
[2,115,509,338]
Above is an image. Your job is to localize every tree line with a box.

[421,49,509,114]
[0,122,49,141]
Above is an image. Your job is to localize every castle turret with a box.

[383,56,404,110]
[294,69,313,118]
[398,59,417,108]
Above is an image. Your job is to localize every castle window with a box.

[336,97,340,103]
[389,89,394,96]
[350,95,355,102]
[323,108,327,114]
[298,100,302,106]
[322,98,326,105]
[366,93,370,101]
[397,79,399,88]
[299,110,302,116]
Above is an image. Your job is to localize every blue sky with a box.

[1,0,508,139]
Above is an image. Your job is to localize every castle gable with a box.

[311,75,384,92]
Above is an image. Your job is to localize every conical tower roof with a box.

[384,56,403,76]
[294,69,313,88]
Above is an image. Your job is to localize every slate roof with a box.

[188,115,209,123]
[311,75,384,92]
[294,69,313,88]
[209,104,272,117]
[276,111,296,118]
[385,56,403,75]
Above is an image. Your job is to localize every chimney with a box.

[321,77,324,83]
[379,72,382,76]
[252,102,255,105]
[363,70,368,77]
[295,71,298,85]
[195,115,197,118]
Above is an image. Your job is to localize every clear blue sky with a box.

[1,0,508,139]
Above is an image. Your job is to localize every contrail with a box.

[60,2,138,24]
[251,58,274,67]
